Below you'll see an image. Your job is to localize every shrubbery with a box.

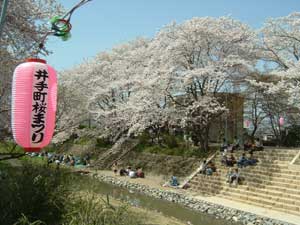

[0,163,69,225]
[135,132,213,158]
[63,194,146,225]
[0,163,148,225]
[96,138,113,148]
[284,125,300,147]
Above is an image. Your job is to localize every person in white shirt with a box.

[129,169,136,178]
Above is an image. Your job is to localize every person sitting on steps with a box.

[228,168,240,186]
[243,139,252,151]
[237,153,248,168]
[246,152,259,166]
[225,153,237,167]
[253,138,264,151]
[128,167,136,178]
[221,153,227,166]
[205,161,217,175]
[136,167,145,178]
[226,168,234,183]
[170,175,179,186]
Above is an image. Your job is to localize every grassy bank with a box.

[0,159,184,225]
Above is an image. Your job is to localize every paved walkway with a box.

[87,169,300,225]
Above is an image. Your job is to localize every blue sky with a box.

[45,0,300,71]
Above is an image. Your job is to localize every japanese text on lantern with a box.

[31,69,49,144]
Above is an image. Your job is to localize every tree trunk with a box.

[199,126,210,151]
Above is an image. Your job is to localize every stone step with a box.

[240,180,300,195]
[219,190,299,210]
[190,176,300,201]
[189,182,223,195]
[221,195,300,216]
[193,175,300,190]
[243,186,300,202]
[191,177,300,198]
[243,174,300,186]
[216,165,300,178]
[191,178,300,207]
[193,170,300,186]
[190,181,300,211]
[244,176,300,189]
[214,157,290,166]
[215,152,297,161]
[215,155,294,162]
[219,191,300,214]
[215,158,291,167]
[253,150,299,156]
[244,161,293,169]
[188,149,300,217]
[222,187,300,206]
[216,151,296,157]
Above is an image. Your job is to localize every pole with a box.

[0,0,9,37]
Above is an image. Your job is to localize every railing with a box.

[289,150,300,170]
[179,151,217,189]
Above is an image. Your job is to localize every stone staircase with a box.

[188,148,300,216]
[94,137,138,169]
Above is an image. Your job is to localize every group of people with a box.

[220,136,240,152]
[196,136,263,187]
[199,160,217,175]
[244,138,264,152]
[221,136,264,153]
[221,152,258,168]
[27,151,91,168]
[112,163,145,178]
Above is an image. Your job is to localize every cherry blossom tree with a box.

[58,17,260,152]
[241,13,300,144]
[260,12,300,109]
[147,17,257,150]
[246,75,290,145]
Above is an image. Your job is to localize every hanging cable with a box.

[62,0,92,22]
[0,0,9,37]
[36,0,92,55]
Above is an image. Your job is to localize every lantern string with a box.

[34,0,92,57]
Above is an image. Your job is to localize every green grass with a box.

[21,155,47,166]
[73,136,91,145]
[95,138,113,148]
[0,141,23,154]
[134,144,213,158]
[0,159,149,225]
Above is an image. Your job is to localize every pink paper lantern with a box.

[11,58,57,152]
[279,117,284,126]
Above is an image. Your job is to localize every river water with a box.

[73,174,240,225]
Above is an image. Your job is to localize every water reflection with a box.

[73,175,240,225]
